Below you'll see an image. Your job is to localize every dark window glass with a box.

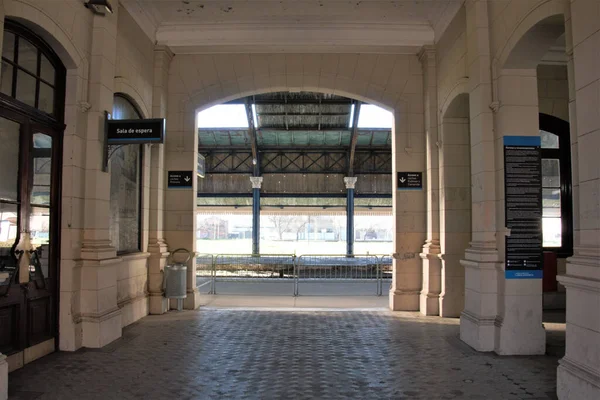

[0,117,21,202]
[38,83,54,115]
[1,61,13,96]
[16,69,36,107]
[109,95,142,254]
[2,32,14,61]
[39,54,54,84]
[17,38,37,74]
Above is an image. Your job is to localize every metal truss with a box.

[200,149,391,174]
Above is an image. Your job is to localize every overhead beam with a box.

[245,98,259,176]
[225,98,353,106]
[347,101,362,177]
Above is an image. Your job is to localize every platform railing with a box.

[197,253,392,296]
[377,254,393,296]
[294,254,381,296]
[210,254,296,295]
[196,254,215,294]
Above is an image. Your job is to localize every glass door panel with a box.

[0,203,18,289]
[0,117,21,202]
[30,207,50,280]
[31,133,52,206]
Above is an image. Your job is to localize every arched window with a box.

[540,114,573,257]
[1,21,65,117]
[109,94,143,254]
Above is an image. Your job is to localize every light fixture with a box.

[85,0,113,15]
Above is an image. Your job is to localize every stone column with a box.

[147,46,173,315]
[164,100,200,310]
[79,7,122,348]
[389,73,426,311]
[0,352,6,400]
[557,2,600,398]
[492,68,545,355]
[460,0,501,352]
[439,117,470,317]
[418,46,442,316]
[344,177,357,255]
[250,177,263,255]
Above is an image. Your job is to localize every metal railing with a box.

[196,254,215,294]
[210,254,296,294]
[196,253,393,296]
[377,254,393,296]
[294,254,381,296]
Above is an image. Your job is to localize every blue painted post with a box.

[344,177,357,256]
[250,177,263,255]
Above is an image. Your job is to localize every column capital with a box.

[418,45,436,65]
[344,177,357,189]
[250,176,263,189]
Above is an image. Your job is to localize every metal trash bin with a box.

[163,248,191,311]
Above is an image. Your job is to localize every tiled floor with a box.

[9,308,561,400]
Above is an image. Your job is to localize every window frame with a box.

[539,113,573,258]
[0,20,64,119]
[110,93,144,255]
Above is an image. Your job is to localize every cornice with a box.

[156,21,434,53]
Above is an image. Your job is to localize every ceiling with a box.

[121,0,463,54]
[198,92,391,148]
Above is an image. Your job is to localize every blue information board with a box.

[503,136,543,279]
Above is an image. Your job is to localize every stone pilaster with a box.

[389,90,426,311]
[79,6,122,348]
[557,2,600,398]
[164,102,199,310]
[418,45,441,316]
[492,68,545,355]
[148,45,174,315]
[460,0,501,352]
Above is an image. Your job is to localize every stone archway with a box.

[163,53,428,311]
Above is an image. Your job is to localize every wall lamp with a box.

[85,0,113,15]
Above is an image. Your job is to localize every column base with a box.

[495,316,546,355]
[558,358,600,400]
[439,291,464,317]
[389,289,420,311]
[149,293,168,314]
[420,244,441,316]
[184,287,201,310]
[460,310,496,352]
[81,308,122,348]
[419,293,439,316]
[0,353,7,400]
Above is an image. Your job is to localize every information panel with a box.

[397,172,423,190]
[107,118,165,144]
[504,136,543,279]
[168,171,193,189]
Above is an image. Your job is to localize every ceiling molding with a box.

[432,1,464,43]
[120,0,160,43]
[156,22,434,53]
[169,44,421,55]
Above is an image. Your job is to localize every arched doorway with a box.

[0,20,66,366]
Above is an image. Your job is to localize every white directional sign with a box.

[168,171,194,189]
[397,172,423,190]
